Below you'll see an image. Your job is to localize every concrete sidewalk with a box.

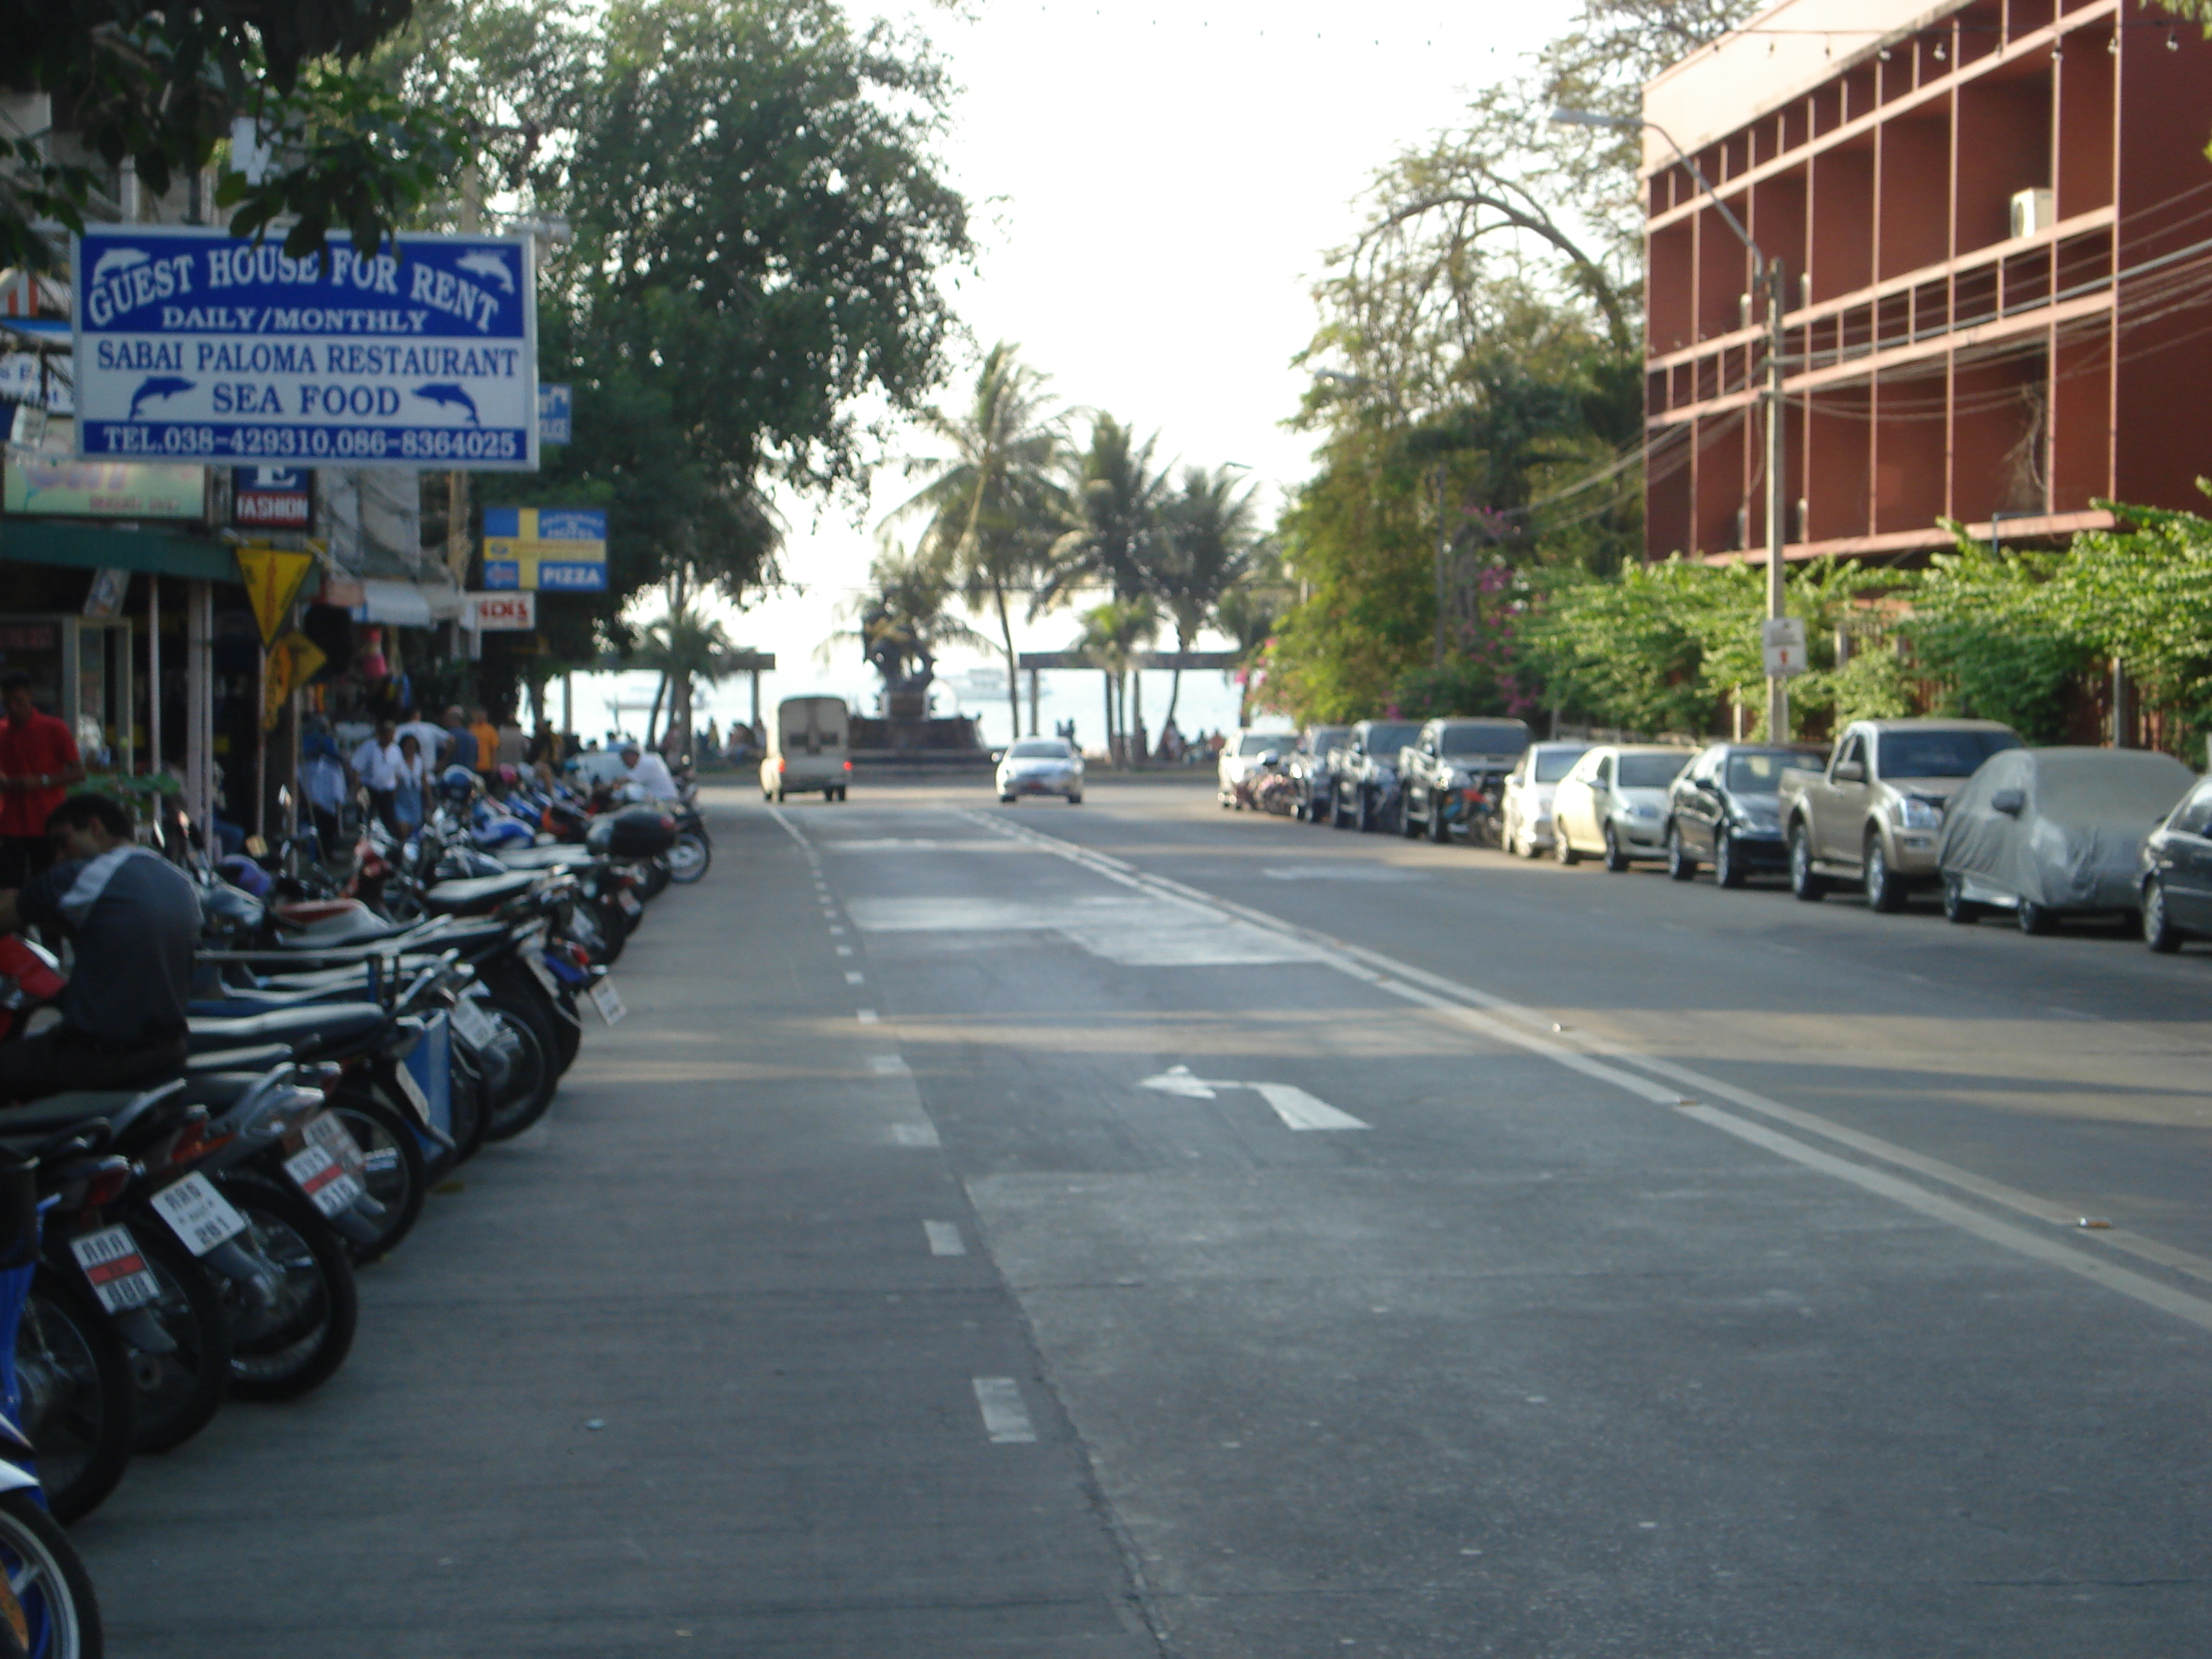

[76,798,1156,1658]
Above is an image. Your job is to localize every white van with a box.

[762,696,851,801]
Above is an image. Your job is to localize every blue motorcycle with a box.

[0,1150,104,1657]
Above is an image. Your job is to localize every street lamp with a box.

[1551,106,1792,740]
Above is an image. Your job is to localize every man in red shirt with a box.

[0,674,85,889]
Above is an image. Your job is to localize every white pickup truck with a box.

[1778,718,2023,912]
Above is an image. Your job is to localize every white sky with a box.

[575,0,1563,750]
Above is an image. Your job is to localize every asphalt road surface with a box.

[80,777,2212,1655]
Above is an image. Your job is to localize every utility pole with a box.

[1552,107,1794,738]
[1763,256,1789,742]
[1433,461,1449,668]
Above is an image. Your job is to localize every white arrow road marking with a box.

[1137,1067,1370,1131]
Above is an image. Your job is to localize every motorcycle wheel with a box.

[592,897,630,966]
[475,986,562,1140]
[325,1092,428,1264]
[118,1226,233,1455]
[640,859,672,902]
[17,1263,136,1524]
[0,1488,104,1658]
[666,832,711,884]
[212,1174,359,1403]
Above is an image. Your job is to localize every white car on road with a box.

[1501,742,1593,858]
[997,737,1084,804]
[1552,745,1696,871]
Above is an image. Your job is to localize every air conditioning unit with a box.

[2010,186,2055,238]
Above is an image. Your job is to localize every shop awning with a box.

[0,517,238,583]
[350,578,465,626]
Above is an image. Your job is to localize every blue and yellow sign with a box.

[482,505,606,592]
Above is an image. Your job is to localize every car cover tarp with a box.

[1938,747,2195,909]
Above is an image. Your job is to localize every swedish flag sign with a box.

[482,506,606,591]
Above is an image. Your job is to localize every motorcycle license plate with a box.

[389,1060,433,1126]
[523,948,562,1000]
[588,976,626,1025]
[68,1226,161,1313]
[300,1111,369,1181]
[616,890,643,917]
[283,1143,367,1220]
[450,995,499,1048]
[149,1173,249,1256]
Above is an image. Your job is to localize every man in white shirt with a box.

[351,719,405,831]
[395,709,449,767]
[619,740,677,799]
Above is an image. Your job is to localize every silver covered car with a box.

[1938,746,2193,932]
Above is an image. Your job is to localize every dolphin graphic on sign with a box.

[455,251,516,294]
[92,248,150,282]
[411,383,480,424]
[127,376,196,419]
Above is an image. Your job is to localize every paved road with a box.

[80,778,2212,1655]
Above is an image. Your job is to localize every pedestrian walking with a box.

[393,734,430,832]
[351,719,405,833]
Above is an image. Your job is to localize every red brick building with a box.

[1642,0,2212,563]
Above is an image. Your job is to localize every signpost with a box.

[538,383,571,445]
[482,507,606,591]
[71,226,538,471]
[233,466,310,528]
[468,591,536,631]
[1761,616,1807,679]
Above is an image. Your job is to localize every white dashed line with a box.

[869,1055,908,1075]
[836,945,854,956]
[972,1377,1035,1443]
[845,971,865,984]
[924,1220,966,1256]
[856,1008,878,1024]
[889,1123,940,1148]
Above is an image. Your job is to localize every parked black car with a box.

[2140,772,2212,951]
[1292,725,1351,824]
[1664,742,1827,886]
[1331,720,1424,832]
[1400,718,1532,845]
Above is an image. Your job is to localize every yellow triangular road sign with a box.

[236,547,317,646]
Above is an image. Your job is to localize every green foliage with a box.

[383,0,970,624]
[1894,541,2090,740]
[4,0,457,270]
[2059,500,2212,752]
[1041,418,1171,608]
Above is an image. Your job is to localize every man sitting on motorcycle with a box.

[0,793,201,1102]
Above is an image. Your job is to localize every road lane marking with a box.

[973,1377,1036,1443]
[870,1055,909,1075]
[836,945,854,956]
[963,809,2212,1334]
[1679,1105,2212,1335]
[889,1123,940,1147]
[856,1009,879,1024]
[925,1220,967,1256]
[1137,1067,1370,1130]
[845,971,865,984]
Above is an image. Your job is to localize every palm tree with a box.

[636,601,739,756]
[1075,597,1158,765]
[1146,464,1261,734]
[1040,415,1172,612]
[891,343,1066,737]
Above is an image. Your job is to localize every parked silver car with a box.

[1501,742,1592,858]
[1552,745,1696,871]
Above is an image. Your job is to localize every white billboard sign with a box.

[71,226,538,470]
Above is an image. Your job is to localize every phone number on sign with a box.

[93,425,525,461]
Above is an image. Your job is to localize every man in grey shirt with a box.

[0,793,200,1102]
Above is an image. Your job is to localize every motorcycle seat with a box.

[421,871,539,914]
[185,1043,293,1074]
[171,1071,273,1110]
[490,845,595,871]
[0,1081,176,1135]
[187,1002,387,1056]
